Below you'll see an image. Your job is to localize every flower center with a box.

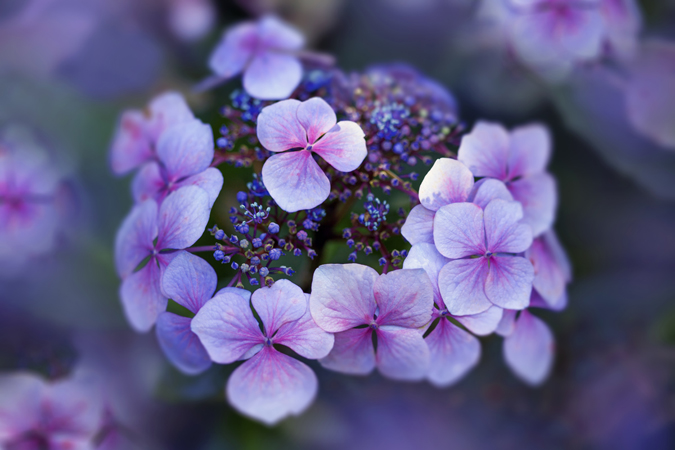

[369,321,379,330]
[264,337,273,347]
[306,144,313,151]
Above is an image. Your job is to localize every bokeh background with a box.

[1,0,675,448]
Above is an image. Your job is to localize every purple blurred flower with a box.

[0,372,103,449]
[191,280,333,425]
[209,15,305,100]
[434,198,534,315]
[458,121,557,236]
[310,264,434,381]
[599,0,642,58]
[132,119,223,207]
[258,97,367,212]
[114,186,211,332]
[110,91,195,175]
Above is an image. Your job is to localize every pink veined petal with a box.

[425,319,481,387]
[454,306,504,336]
[376,326,430,381]
[503,310,554,385]
[296,97,337,144]
[484,256,534,310]
[208,21,257,78]
[311,121,367,172]
[373,269,435,329]
[601,0,642,58]
[45,377,104,438]
[484,199,533,254]
[508,173,557,237]
[418,158,474,211]
[401,204,435,246]
[433,202,486,259]
[319,328,375,375]
[120,260,168,332]
[156,120,214,181]
[558,6,605,60]
[161,252,216,313]
[495,309,518,337]
[244,52,302,100]
[114,199,158,278]
[156,312,212,375]
[274,295,335,360]
[508,123,551,179]
[527,231,570,307]
[261,150,330,213]
[109,110,152,175]
[310,263,379,333]
[226,347,317,426]
[256,99,306,152]
[147,91,196,142]
[251,279,306,336]
[457,121,511,179]
[131,161,164,204]
[468,178,513,210]
[174,167,224,208]
[0,372,44,441]
[438,258,493,316]
[191,291,264,364]
[156,186,210,250]
[402,243,450,309]
[257,15,305,51]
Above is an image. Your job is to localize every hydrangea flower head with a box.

[191,280,334,425]
[115,185,211,332]
[110,91,195,175]
[258,97,367,212]
[0,372,103,449]
[310,264,434,380]
[458,121,556,236]
[132,119,223,207]
[209,15,304,100]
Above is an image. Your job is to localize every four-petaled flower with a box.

[209,15,305,100]
[115,186,211,332]
[310,264,434,380]
[191,280,334,425]
[258,97,367,212]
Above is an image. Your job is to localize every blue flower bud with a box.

[213,250,225,261]
[259,267,269,277]
[215,230,225,240]
[268,222,280,234]
[252,238,263,248]
[269,249,282,260]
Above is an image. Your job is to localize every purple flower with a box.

[258,97,367,212]
[191,280,333,425]
[600,0,642,58]
[310,264,434,381]
[110,91,195,175]
[434,198,535,315]
[209,15,305,100]
[458,121,557,236]
[526,230,572,310]
[403,244,505,386]
[0,372,103,449]
[132,119,223,207]
[115,185,211,332]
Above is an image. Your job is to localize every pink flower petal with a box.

[468,178,513,210]
[208,21,257,78]
[157,186,210,250]
[438,258,493,316]
[296,97,337,144]
[114,199,158,278]
[454,306,504,336]
[319,328,375,375]
[376,326,430,381]
[425,319,481,387]
[433,202,486,259]
[373,269,435,328]
[457,121,510,179]
[402,243,450,308]
[257,15,304,51]
[0,372,44,441]
[156,120,214,181]
[131,161,164,204]
[161,252,216,313]
[401,204,435,246]
[256,99,306,152]
[485,256,534,310]
[508,123,551,179]
[45,377,104,440]
[227,347,317,425]
[503,311,554,385]
[147,91,196,142]
[120,260,168,332]
[261,150,330,212]
[156,312,211,375]
[527,231,571,308]
[244,52,302,100]
[109,110,151,176]
[418,158,474,211]
[191,290,264,364]
[495,309,518,337]
[174,167,224,208]
[508,173,557,237]
[311,121,367,172]
[252,279,306,336]
[310,263,379,333]
[484,199,533,254]
[274,295,334,360]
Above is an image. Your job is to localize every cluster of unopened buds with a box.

[104,15,571,426]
